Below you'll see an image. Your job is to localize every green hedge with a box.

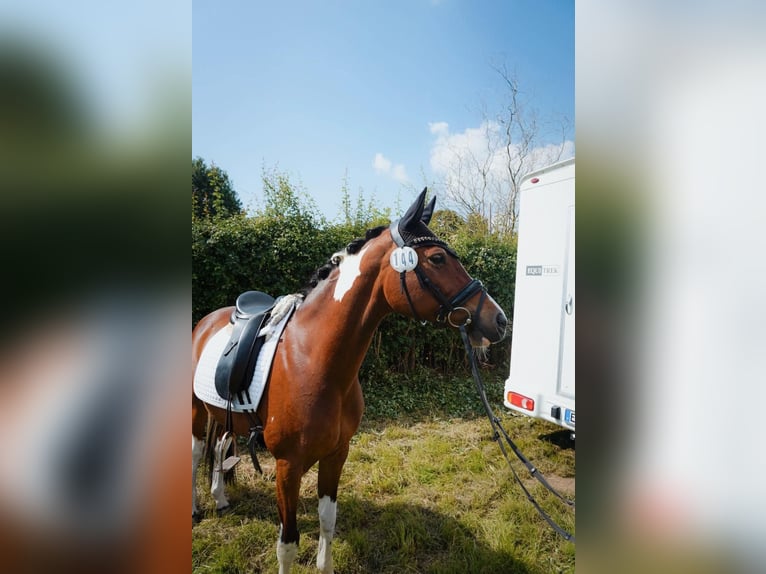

[192,210,517,400]
[192,213,338,321]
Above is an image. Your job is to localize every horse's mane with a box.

[301,225,387,296]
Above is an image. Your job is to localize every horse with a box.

[192,189,508,573]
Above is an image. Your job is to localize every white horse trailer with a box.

[504,158,575,434]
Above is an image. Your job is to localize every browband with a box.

[388,220,457,257]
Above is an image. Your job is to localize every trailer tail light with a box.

[508,391,535,411]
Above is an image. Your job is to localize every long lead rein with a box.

[458,324,576,544]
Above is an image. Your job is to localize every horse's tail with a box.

[203,416,237,486]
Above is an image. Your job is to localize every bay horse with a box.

[192,189,508,573]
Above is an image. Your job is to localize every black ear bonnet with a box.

[389,188,457,257]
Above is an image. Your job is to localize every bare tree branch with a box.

[436,64,573,237]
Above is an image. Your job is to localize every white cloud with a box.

[391,164,408,183]
[428,120,575,231]
[428,121,449,136]
[373,152,409,184]
[429,120,574,179]
[373,152,392,173]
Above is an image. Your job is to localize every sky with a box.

[193,0,574,220]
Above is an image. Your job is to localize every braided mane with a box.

[301,225,386,295]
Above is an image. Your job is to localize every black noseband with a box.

[449,278,485,309]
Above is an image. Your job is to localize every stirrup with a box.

[217,431,241,473]
[221,456,241,472]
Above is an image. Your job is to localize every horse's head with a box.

[381,189,508,347]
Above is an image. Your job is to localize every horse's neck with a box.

[290,265,389,376]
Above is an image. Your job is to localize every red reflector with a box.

[508,391,535,411]
[530,177,540,183]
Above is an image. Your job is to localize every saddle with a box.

[214,291,277,400]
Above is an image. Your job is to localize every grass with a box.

[192,411,575,573]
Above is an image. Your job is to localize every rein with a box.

[457,323,576,543]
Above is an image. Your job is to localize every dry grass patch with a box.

[193,413,575,573]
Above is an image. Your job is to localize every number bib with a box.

[390,246,418,272]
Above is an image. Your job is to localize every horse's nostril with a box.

[496,313,508,330]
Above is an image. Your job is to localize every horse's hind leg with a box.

[275,458,303,574]
[316,444,350,574]
[192,434,204,519]
[192,394,207,521]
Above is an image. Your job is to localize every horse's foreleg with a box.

[316,444,350,574]
[275,458,302,574]
[192,434,204,519]
[211,433,232,511]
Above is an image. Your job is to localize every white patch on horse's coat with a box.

[333,244,370,302]
[192,435,204,515]
[317,495,337,573]
[277,537,298,574]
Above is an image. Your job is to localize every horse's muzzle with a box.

[471,303,508,346]
[495,311,508,340]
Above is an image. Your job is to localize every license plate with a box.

[565,409,575,425]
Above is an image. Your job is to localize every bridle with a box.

[389,220,487,327]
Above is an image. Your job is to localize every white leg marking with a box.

[211,435,231,509]
[317,495,337,573]
[333,245,370,302]
[277,527,298,574]
[192,435,205,515]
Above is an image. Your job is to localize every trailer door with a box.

[558,204,575,399]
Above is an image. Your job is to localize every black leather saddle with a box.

[214,291,277,400]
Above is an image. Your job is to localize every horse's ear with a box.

[421,195,436,225]
[400,188,428,230]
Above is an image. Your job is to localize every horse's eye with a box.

[428,253,446,266]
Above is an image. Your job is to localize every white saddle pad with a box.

[193,295,298,413]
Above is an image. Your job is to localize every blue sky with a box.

[193,0,574,220]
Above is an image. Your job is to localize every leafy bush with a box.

[192,170,517,416]
[192,214,334,321]
[360,366,507,420]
